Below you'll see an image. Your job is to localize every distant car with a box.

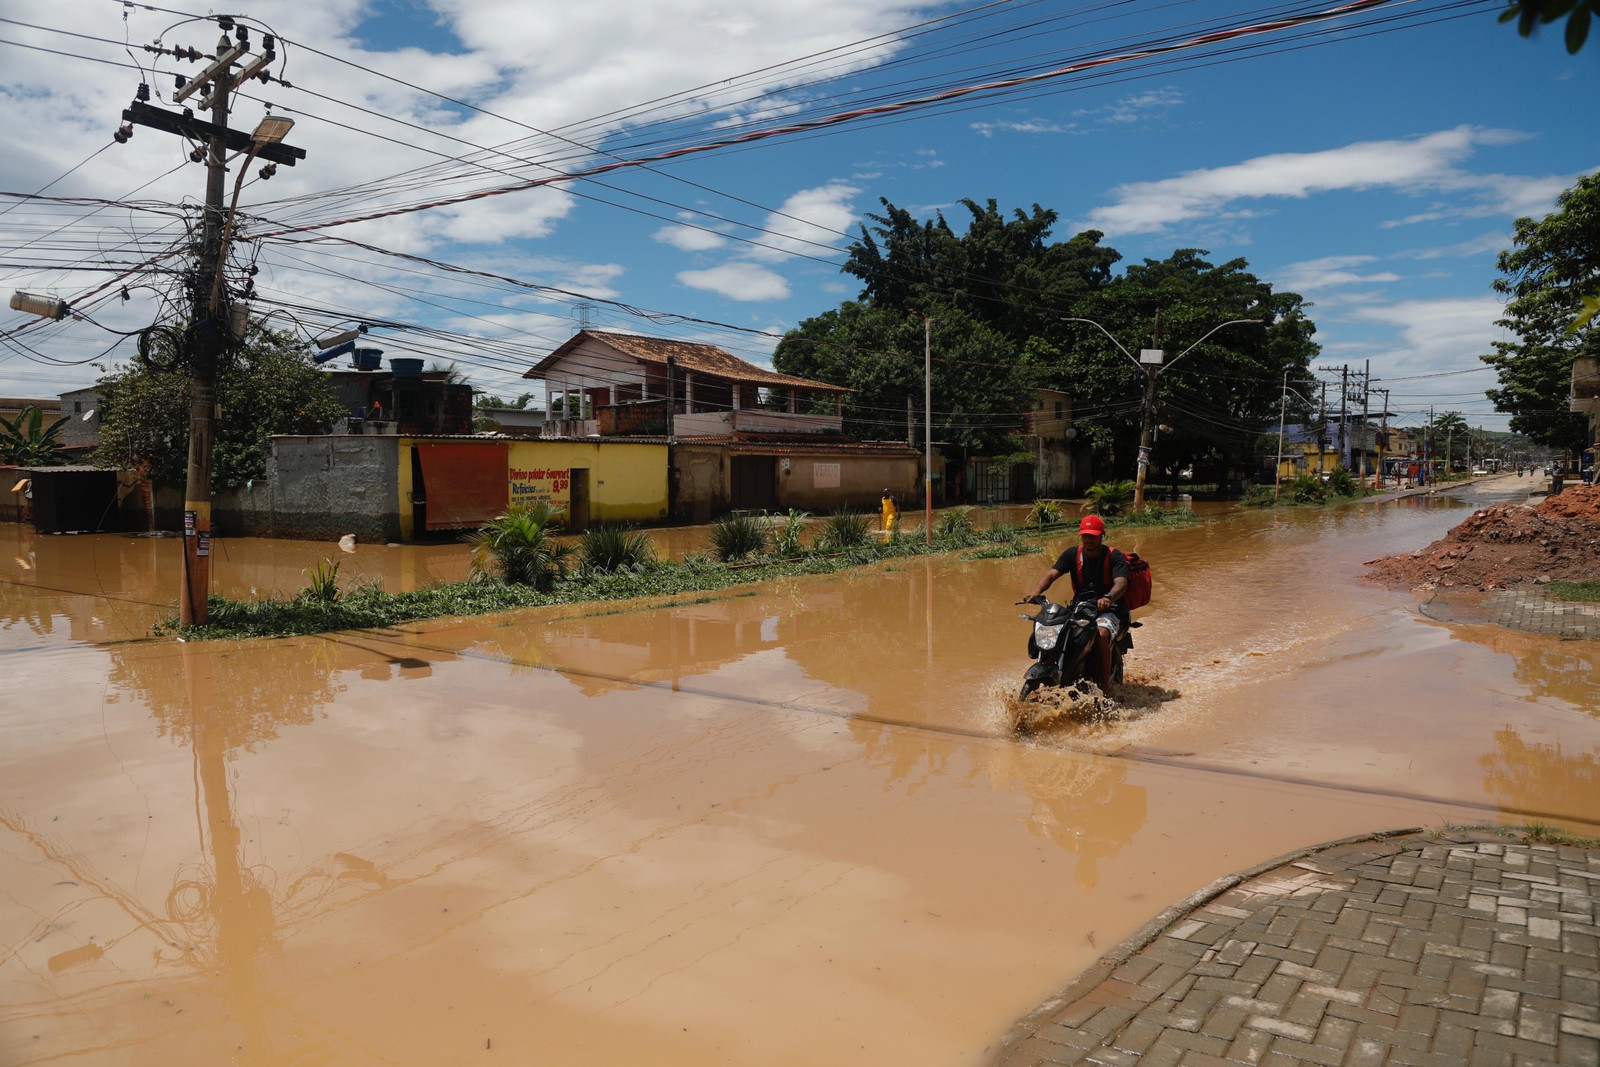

[1471,468,1488,475]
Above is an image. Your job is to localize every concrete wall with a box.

[260,435,402,542]
[57,389,103,449]
[671,445,921,520]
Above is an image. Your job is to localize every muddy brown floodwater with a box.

[2,477,1597,1065]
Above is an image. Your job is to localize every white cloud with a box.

[1082,126,1539,237]
[1277,255,1401,292]
[748,182,860,262]
[1380,173,1576,228]
[971,119,1077,138]
[1345,295,1511,377]
[972,88,1184,137]
[1401,231,1510,261]
[1093,87,1185,125]
[678,263,791,301]
[654,224,728,252]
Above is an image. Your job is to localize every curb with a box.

[988,826,1423,1061]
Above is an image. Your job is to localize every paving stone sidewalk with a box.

[989,830,1600,1067]
[1422,587,1600,640]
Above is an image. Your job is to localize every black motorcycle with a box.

[1015,594,1135,701]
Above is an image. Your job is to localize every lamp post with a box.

[1064,316,1263,508]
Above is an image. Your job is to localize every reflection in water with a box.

[1428,617,1600,715]
[985,748,1147,891]
[109,639,344,750]
[1481,725,1600,824]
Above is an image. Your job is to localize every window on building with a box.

[73,401,82,413]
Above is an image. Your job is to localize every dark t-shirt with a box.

[1052,545,1131,601]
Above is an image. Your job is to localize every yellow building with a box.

[398,437,667,540]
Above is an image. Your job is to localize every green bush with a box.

[1084,480,1136,516]
[1285,473,1327,504]
[818,509,872,551]
[468,503,573,590]
[709,513,768,561]
[934,506,976,538]
[579,524,655,573]
[1324,466,1358,496]
[1117,505,1201,528]
[1025,498,1064,526]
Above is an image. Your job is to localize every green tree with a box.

[1501,0,1599,52]
[842,198,1120,347]
[474,391,539,431]
[773,301,1029,453]
[93,326,346,488]
[1425,411,1472,469]
[1481,173,1598,453]
[0,404,69,466]
[1031,250,1320,485]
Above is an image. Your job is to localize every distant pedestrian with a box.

[881,489,899,533]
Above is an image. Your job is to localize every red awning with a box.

[416,442,507,530]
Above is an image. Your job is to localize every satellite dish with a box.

[83,409,95,420]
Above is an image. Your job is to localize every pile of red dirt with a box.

[1365,484,1600,592]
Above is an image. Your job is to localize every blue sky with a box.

[1,0,1595,432]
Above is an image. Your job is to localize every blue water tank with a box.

[352,347,383,371]
[389,357,424,378]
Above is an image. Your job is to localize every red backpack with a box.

[1075,546,1153,611]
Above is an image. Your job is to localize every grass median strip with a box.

[164,507,1201,640]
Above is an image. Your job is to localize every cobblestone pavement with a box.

[989,831,1600,1067]
[1422,587,1600,640]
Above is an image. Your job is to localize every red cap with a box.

[1079,515,1106,536]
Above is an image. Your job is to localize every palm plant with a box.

[467,503,572,589]
[709,513,767,561]
[817,509,872,551]
[1083,480,1136,516]
[1025,498,1064,526]
[0,404,69,466]
[579,523,655,573]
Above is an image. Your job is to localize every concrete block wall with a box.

[261,435,401,542]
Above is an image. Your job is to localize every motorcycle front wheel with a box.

[1018,678,1039,701]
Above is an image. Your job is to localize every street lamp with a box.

[209,116,295,314]
[1273,374,1314,501]
[1064,316,1263,508]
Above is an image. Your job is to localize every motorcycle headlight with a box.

[1033,622,1064,650]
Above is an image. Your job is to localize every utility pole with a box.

[119,17,305,625]
[923,314,933,545]
[1360,360,1371,484]
[1063,314,1262,510]
[1338,365,1349,472]
[1376,388,1390,488]
[1318,379,1328,475]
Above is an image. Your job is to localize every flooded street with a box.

[3,479,1596,1065]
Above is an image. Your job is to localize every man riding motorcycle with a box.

[1022,514,1130,696]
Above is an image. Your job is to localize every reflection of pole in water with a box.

[925,556,934,672]
[983,749,1148,892]
[182,641,276,1063]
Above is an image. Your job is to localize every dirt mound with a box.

[1366,485,1600,592]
